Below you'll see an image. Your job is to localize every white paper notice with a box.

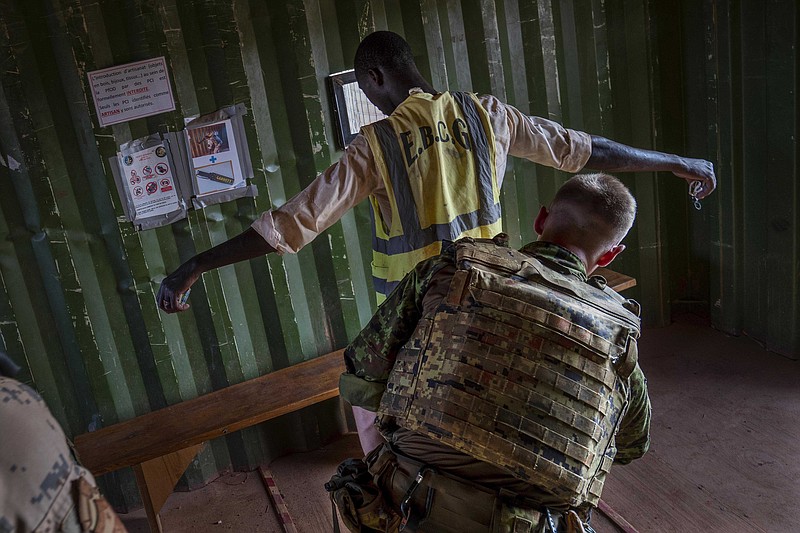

[186,120,245,196]
[119,144,181,219]
[89,57,176,127]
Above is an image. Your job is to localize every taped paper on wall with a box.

[110,104,256,230]
[183,104,257,209]
[111,134,190,231]
[186,119,245,196]
[121,144,180,217]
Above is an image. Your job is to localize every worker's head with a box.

[354,31,427,115]
[534,173,637,273]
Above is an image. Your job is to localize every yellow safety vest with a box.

[361,91,502,302]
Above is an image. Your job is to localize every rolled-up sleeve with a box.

[340,268,424,410]
[481,95,592,173]
[251,134,378,254]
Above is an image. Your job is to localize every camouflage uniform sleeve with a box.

[613,363,652,464]
[339,254,453,410]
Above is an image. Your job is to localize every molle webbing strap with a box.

[458,245,641,334]
[446,294,620,390]
[471,280,624,360]
[460,240,640,310]
[379,238,642,507]
[449,308,617,416]
[413,380,600,469]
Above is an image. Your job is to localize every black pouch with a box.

[326,457,401,533]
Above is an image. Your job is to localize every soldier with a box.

[336,173,650,532]
[0,352,126,533]
[157,31,709,453]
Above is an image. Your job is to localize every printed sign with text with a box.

[119,143,181,219]
[88,57,176,127]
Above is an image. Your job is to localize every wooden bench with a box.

[74,350,344,532]
[74,269,635,532]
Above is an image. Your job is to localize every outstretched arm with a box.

[157,228,274,314]
[157,135,379,315]
[585,135,716,199]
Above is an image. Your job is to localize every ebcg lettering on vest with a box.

[399,117,473,167]
[362,92,502,302]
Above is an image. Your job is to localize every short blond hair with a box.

[549,173,637,248]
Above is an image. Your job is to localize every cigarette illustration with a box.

[196,170,234,185]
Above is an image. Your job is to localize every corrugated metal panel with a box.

[0,0,795,506]
[670,0,798,357]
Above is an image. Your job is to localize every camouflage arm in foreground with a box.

[340,254,454,410]
[613,363,652,464]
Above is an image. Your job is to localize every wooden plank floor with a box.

[120,318,799,532]
[601,316,798,532]
[119,437,359,533]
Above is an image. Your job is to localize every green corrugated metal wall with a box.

[683,0,798,357]
[651,0,798,358]
[0,0,796,507]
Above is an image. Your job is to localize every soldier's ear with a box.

[534,206,549,236]
[597,244,625,267]
[368,67,385,87]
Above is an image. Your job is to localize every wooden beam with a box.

[132,444,204,533]
[75,350,344,475]
[259,466,299,533]
[132,464,162,533]
[597,498,639,533]
[595,267,637,293]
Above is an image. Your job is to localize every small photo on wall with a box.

[194,160,237,195]
[187,123,231,158]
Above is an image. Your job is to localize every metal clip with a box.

[545,508,558,533]
[399,467,434,531]
[178,289,191,305]
[689,181,703,211]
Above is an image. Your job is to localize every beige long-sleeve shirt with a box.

[252,92,592,254]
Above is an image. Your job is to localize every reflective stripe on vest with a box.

[364,92,502,300]
[378,238,641,507]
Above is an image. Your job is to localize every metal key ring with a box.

[689,181,703,211]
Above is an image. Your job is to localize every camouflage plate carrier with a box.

[377,237,641,508]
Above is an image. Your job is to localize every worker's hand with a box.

[673,158,716,199]
[157,260,198,314]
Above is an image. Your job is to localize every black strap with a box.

[399,466,435,531]
[332,496,341,533]
[386,441,539,508]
